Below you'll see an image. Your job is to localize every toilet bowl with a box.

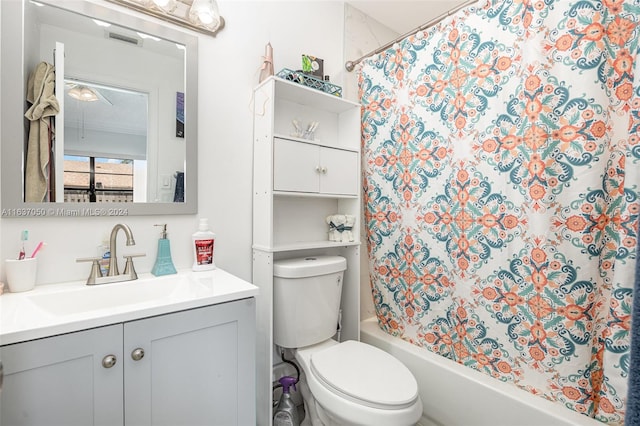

[273,256,423,426]
[295,339,422,426]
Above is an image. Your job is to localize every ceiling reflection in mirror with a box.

[0,0,198,217]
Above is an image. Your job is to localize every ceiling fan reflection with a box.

[65,82,113,105]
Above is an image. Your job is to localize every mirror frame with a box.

[1,0,198,218]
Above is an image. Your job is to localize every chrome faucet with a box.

[76,223,144,285]
[108,223,135,276]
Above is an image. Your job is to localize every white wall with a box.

[0,0,349,286]
[343,3,398,100]
[64,128,147,160]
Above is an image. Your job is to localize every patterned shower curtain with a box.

[359,0,639,423]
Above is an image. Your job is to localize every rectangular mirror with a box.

[1,0,198,217]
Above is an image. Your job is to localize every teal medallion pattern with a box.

[360,0,639,423]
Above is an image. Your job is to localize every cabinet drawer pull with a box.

[131,348,145,361]
[102,354,117,368]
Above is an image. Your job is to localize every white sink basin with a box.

[28,275,208,316]
[1,268,259,346]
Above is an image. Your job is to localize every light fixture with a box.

[68,86,99,102]
[105,0,225,36]
[151,0,176,13]
[188,0,220,30]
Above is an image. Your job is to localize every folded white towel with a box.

[327,214,346,241]
[342,215,356,242]
[327,214,356,242]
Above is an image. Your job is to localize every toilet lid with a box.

[310,340,419,410]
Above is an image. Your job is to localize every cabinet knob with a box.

[315,166,321,173]
[321,167,327,174]
[131,348,145,361]
[102,354,117,369]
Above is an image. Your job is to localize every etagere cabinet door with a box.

[0,324,124,426]
[273,138,359,196]
[319,146,359,195]
[273,138,319,193]
[123,299,256,426]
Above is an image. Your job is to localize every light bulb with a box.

[198,11,214,25]
[68,87,82,100]
[68,86,98,102]
[189,0,220,29]
[152,0,176,12]
[80,87,99,102]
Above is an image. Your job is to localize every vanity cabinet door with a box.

[0,325,123,426]
[123,298,256,426]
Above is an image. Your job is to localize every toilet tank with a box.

[273,256,347,349]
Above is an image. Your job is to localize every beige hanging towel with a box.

[24,61,59,202]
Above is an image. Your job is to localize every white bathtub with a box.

[360,317,603,426]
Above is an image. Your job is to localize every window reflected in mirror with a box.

[63,156,142,203]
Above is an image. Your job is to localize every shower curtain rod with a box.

[344,0,479,72]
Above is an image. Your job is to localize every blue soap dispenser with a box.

[151,224,177,276]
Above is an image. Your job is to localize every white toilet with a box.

[273,255,423,426]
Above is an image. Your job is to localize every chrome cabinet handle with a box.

[321,167,327,174]
[131,348,145,361]
[102,354,117,369]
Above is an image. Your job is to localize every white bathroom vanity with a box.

[0,269,258,426]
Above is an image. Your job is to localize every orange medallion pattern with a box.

[360,0,639,423]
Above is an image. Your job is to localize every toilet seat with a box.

[309,340,419,410]
[296,340,423,425]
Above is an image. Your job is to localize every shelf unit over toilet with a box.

[252,76,362,425]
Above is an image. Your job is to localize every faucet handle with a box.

[123,253,146,280]
[122,253,146,258]
[76,257,103,285]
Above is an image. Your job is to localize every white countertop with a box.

[0,268,259,345]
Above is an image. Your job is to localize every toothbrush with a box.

[18,230,28,260]
[30,241,45,258]
[292,119,302,136]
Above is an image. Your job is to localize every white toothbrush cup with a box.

[5,257,38,292]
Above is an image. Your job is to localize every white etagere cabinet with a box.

[252,76,362,425]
